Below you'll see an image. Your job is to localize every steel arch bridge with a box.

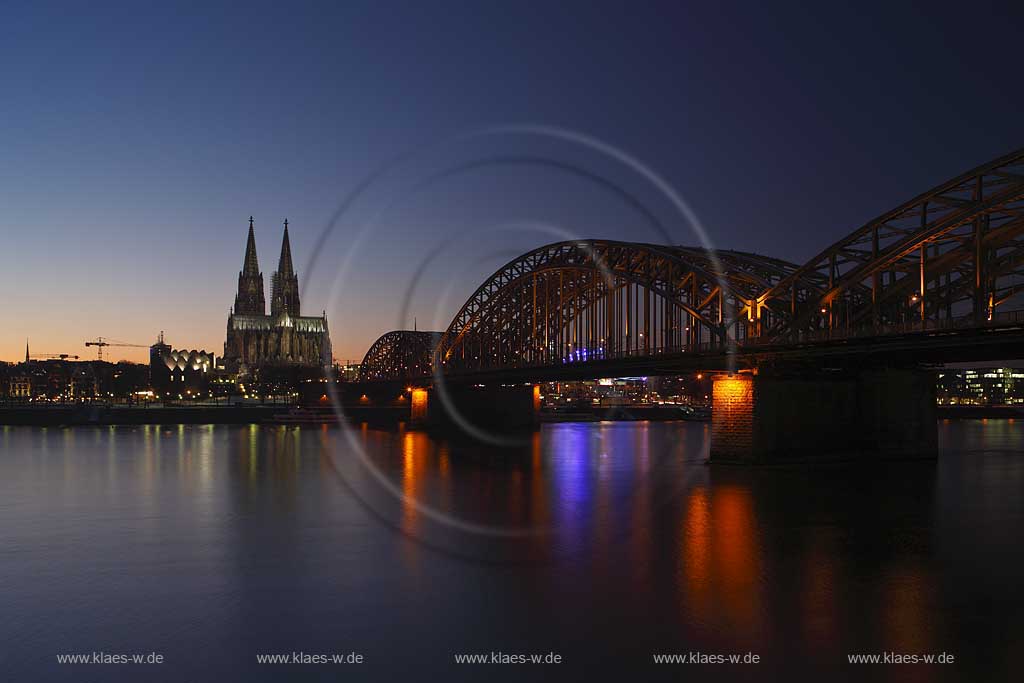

[358,330,442,382]
[359,148,1024,382]
[434,242,804,373]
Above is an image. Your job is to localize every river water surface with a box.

[1,420,1021,681]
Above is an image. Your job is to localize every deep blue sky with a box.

[1,1,1021,361]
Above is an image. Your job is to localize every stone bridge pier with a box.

[410,383,541,432]
[710,368,937,464]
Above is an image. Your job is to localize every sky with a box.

[1,0,1021,363]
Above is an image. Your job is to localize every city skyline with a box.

[3,5,1023,680]
[2,2,1022,363]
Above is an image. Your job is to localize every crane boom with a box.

[84,337,148,360]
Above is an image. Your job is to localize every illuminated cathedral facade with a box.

[223,218,331,375]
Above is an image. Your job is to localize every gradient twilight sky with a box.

[1,1,1021,363]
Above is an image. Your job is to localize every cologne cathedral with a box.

[223,218,331,375]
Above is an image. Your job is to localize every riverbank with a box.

[937,405,1024,419]
[0,404,407,426]
[541,404,710,422]
[3,403,1016,426]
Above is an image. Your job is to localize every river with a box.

[1,420,1021,681]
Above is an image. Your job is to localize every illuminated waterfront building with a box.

[1,359,146,402]
[937,367,1024,405]
[149,334,214,398]
[8,374,32,399]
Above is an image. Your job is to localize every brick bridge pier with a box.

[710,367,937,464]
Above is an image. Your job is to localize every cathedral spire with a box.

[234,217,266,316]
[25,338,29,363]
[242,216,260,277]
[277,219,294,277]
[271,219,300,316]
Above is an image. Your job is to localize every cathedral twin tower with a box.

[234,217,300,317]
[224,218,331,375]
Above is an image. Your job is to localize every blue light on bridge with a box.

[562,346,606,364]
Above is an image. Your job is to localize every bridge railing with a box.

[434,340,728,377]
[742,308,1024,347]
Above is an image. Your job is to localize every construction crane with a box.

[31,353,80,361]
[84,337,148,361]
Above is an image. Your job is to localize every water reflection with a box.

[401,429,430,535]
[797,528,840,649]
[679,484,762,638]
[0,420,1020,680]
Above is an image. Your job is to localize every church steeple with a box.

[242,216,260,277]
[278,219,294,278]
[271,219,301,316]
[25,338,29,363]
[234,217,266,315]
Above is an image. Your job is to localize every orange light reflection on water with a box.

[679,484,763,638]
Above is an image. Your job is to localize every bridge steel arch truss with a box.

[435,241,800,374]
[756,149,1024,342]
[356,149,1024,383]
[359,330,442,382]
